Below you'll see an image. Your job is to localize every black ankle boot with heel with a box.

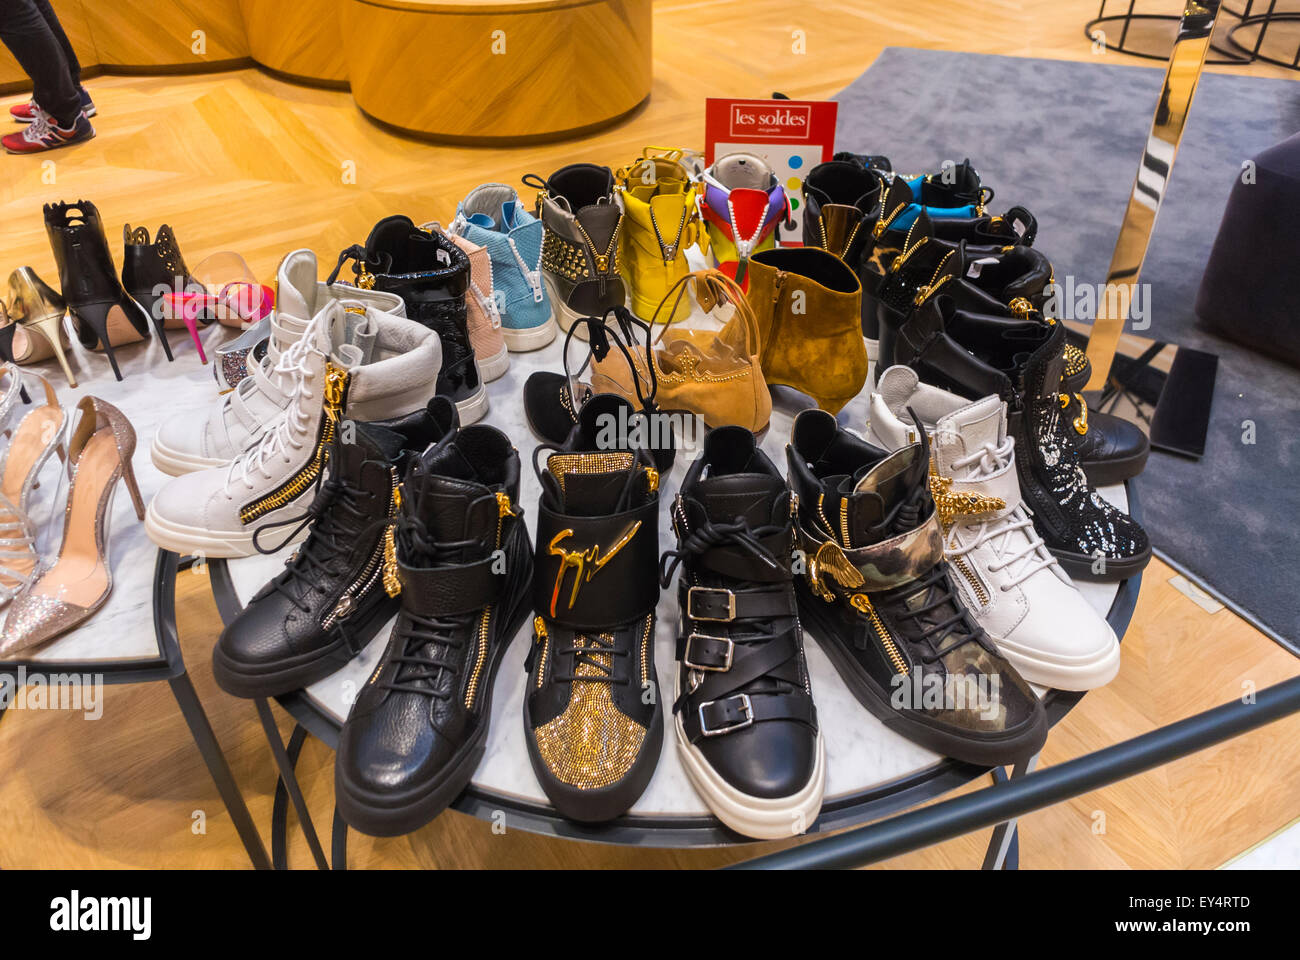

[44,200,172,380]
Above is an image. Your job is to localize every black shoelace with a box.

[325,244,392,287]
[380,518,478,701]
[256,476,375,614]
[660,510,796,713]
[553,634,629,686]
[872,486,983,664]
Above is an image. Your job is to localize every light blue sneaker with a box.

[451,184,556,351]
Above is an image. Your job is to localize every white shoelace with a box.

[944,438,1058,591]
[222,319,323,496]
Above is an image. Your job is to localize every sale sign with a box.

[704,97,838,243]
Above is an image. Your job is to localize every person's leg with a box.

[32,0,82,90]
[0,0,82,126]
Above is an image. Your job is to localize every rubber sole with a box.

[477,342,510,382]
[144,500,309,559]
[500,316,557,352]
[150,432,228,477]
[996,630,1122,692]
[455,384,490,425]
[524,690,664,823]
[334,592,533,837]
[212,598,396,699]
[673,666,827,839]
[1080,445,1149,487]
[1052,543,1152,582]
[798,587,1048,766]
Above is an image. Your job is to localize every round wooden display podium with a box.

[340,0,652,142]
[0,0,651,142]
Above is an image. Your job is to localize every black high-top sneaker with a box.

[884,305,1150,581]
[665,426,824,839]
[212,399,458,699]
[524,394,662,822]
[786,409,1047,765]
[524,164,626,339]
[330,216,488,424]
[334,421,533,836]
[882,290,1149,486]
[876,208,1092,394]
[802,159,882,343]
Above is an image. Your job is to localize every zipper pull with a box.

[525,616,547,673]
[382,486,402,597]
[644,465,659,493]
[323,363,348,418]
[849,593,875,616]
[496,490,516,517]
[771,270,786,304]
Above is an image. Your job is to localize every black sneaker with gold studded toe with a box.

[524,394,663,823]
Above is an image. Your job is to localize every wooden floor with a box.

[1,0,1297,869]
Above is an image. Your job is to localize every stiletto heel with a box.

[122,456,146,520]
[0,371,67,611]
[7,267,78,388]
[45,200,162,380]
[0,395,138,654]
[72,301,125,381]
[180,302,208,363]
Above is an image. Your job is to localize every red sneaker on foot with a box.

[2,111,94,154]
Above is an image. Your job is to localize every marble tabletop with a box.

[215,317,1128,821]
[2,317,240,667]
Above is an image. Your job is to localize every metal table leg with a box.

[256,700,329,870]
[981,753,1039,870]
[168,671,272,870]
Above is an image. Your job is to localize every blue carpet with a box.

[834,48,1300,645]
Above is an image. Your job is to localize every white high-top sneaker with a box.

[150,249,408,476]
[866,365,1120,691]
[145,299,439,558]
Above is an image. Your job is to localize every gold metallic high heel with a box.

[7,267,79,388]
[0,396,142,656]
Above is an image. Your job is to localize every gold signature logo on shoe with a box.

[548,522,642,616]
[806,540,865,602]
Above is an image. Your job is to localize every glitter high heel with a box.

[0,395,140,655]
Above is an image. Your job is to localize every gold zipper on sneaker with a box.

[382,485,403,597]
[323,465,400,629]
[239,363,349,525]
[839,496,851,548]
[465,491,516,709]
[533,616,549,689]
[849,593,908,675]
[951,556,990,607]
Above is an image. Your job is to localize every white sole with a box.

[673,665,827,840]
[455,385,490,425]
[477,343,510,381]
[150,433,228,477]
[500,316,557,352]
[144,501,307,559]
[997,635,1122,691]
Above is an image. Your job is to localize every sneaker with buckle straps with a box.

[665,426,824,838]
[145,297,439,559]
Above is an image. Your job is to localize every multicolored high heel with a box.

[5,267,80,388]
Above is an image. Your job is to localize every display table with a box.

[197,329,1141,864]
[0,326,272,868]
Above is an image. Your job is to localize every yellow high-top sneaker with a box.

[615,150,702,325]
